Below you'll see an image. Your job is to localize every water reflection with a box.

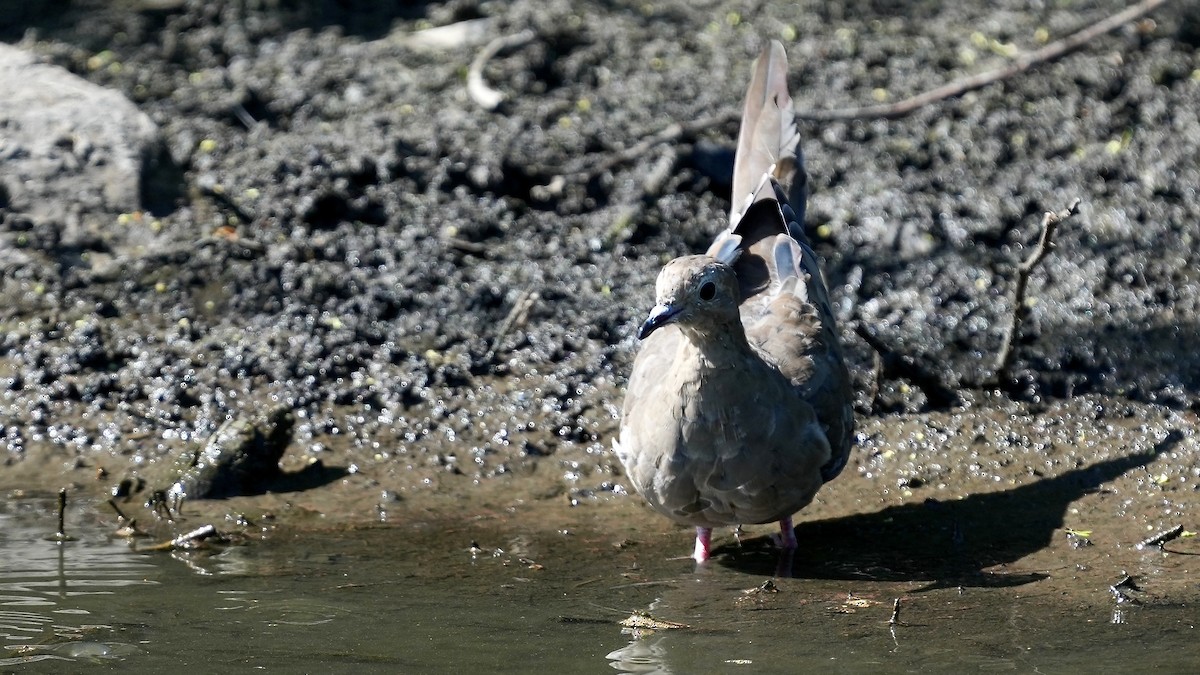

[1,493,1197,671]
[0,496,157,665]
[214,590,352,627]
[607,636,672,674]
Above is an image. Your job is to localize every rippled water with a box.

[1,494,1196,673]
[0,498,153,667]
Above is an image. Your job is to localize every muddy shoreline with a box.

[2,0,1199,606]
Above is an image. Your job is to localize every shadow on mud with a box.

[719,431,1183,587]
[260,461,349,496]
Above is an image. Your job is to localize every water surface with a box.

[1,495,1195,673]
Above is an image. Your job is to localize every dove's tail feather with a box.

[730,40,805,229]
[711,40,812,301]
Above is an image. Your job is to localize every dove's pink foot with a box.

[774,518,798,577]
[693,527,713,563]
[774,517,797,550]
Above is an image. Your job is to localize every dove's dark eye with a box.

[699,281,716,301]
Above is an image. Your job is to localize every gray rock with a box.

[0,44,164,225]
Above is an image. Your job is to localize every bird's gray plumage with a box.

[615,41,854,560]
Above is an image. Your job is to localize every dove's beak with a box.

[637,303,680,340]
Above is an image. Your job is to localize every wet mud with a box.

[2,1,1200,664]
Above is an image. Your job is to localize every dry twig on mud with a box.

[1109,573,1142,604]
[798,0,1170,122]
[570,111,735,181]
[486,286,540,362]
[445,236,489,254]
[866,348,884,412]
[889,598,902,625]
[467,28,536,111]
[401,18,494,51]
[106,498,147,537]
[859,198,1079,401]
[992,198,1082,384]
[564,0,1169,180]
[605,144,682,242]
[138,524,219,552]
[1137,524,1184,550]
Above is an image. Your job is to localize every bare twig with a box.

[573,111,737,180]
[604,144,682,244]
[866,348,883,414]
[888,598,902,625]
[563,0,1168,180]
[445,237,489,254]
[231,102,257,130]
[799,0,1170,121]
[106,498,147,537]
[1112,574,1139,591]
[1109,573,1142,604]
[106,499,131,522]
[400,18,495,51]
[48,487,75,542]
[57,487,67,538]
[486,287,540,362]
[641,144,680,196]
[467,29,536,111]
[138,524,218,553]
[992,198,1081,383]
[1137,524,1184,550]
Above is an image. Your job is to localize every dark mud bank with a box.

[1,1,1198,536]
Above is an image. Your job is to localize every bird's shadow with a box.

[716,431,1181,589]
[255,461,349,496]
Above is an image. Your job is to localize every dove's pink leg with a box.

[693,527,713,562]
[776,517,797,550]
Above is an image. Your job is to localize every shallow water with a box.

[1,494,1196,673]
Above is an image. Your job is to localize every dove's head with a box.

[637,256,740,340]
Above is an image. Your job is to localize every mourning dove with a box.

[615,41,854,563]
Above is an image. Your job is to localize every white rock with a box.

[0,43,165,224]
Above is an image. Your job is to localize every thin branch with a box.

[1137,524,1184,550]
[563,0,1168,179]
[106,498,147,537]
[137,524,219,552]
[467,29,536,111]
[992,198,1081,383]
[486,286,540,362]
[581,111,737,179]
[50,487,74,542]
[445,237,489,254]
[888,598,902,625]
[799,0,1170,121]
[866,348,884,414]
[401,18,495,51]
[601,145,682,245]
